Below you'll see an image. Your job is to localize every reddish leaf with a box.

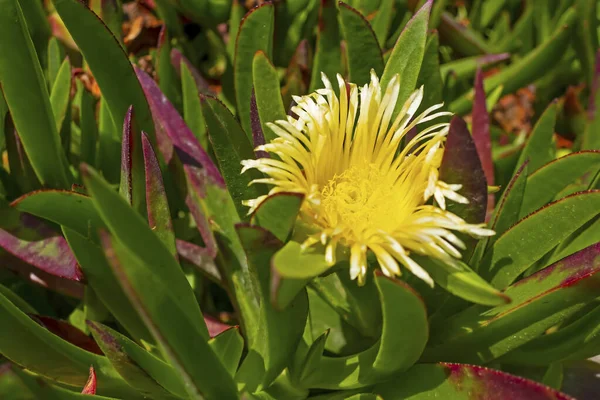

[472,68,495,220]
[142,132,176,259]
[204,314,235,338]
[81,366,97,394]
[135,68,223,186]
[0,214,83,282]
[250,89,268,159]
[176,239,221,283]
[30,315,103,355]
[440,116,487,225]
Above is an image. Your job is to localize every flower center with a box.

[320,165,397,237]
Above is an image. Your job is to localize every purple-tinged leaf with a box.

[136,67,224,186]
[176,239,221,283]
[184,187,218,259]
[440,116,487,225]
[142,132,176,259]
[171,48,212,94]
[30,315,103,356]
[250,89,268,159]
[472,68,494,220]
[204,314,235,338]
[0,214,83,282]
[376,363,574,399]
[81,366,97,394]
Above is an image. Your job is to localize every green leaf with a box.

[414,256,510,307]
[81,165,208,338]
[0,0,71,188]
[235,225,308,391]
[79,86,98,167]
[49,57,72,134]
[272,242,331,279]
[209,327,244,377]
[300,274,428,389]
[424,242,600,364]
[156,28,182,112]
[437,12,495,57]
[0,290,137,397]
[338,2,384,86]
[63,227,154,344]
[46,37,64,88]
[371,0,395,47]
[252,51,287,143]
[101,233,238,399]
[520,151,600,218]
[415,32,443,112]
[375,363,572,399]
[514,101,557,176]
[53,0,155,141]
[87,321,183,398]
[450,9,576,115]
[235,3,275,138]
[181,61,208,150]
[0,283,37,314]
[251,192,303,242]
[13,190,104,241]
[380,0,430,111]
[142,133,176,259]
[201,95,264,219]
[309,0,342,92]
[480,191,600,289]
[574,0,598,87]
[470,162,529,266]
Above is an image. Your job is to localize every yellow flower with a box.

[242,71,494,286]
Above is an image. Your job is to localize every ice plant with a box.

[242,72,494,285]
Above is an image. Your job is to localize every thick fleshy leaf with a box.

[415,32,443,113]
[63,227,154,345]
[252,51,286,143]
[439,53,510,82]
[437,13,493,56]
[250,90,268,158]
[338,2,384,86]
[300,273,428,389]
[209,327,244,377]
[53,0,155,140]
[235,225,308,391]
[309,0,342,92]
[514,101,557,176]
[176,239,221,283]
[424,243,600,364]
[520,151,600,218]
[272,242,331,280]
[135,68,223,184]
[171,48,211,95]
[81,164,207,338]
[380,0,430,109]
[118,107,146,216]
[479,190,600,289]
[439,115,487,251]
[49,57,71,134]
[79,87,98,167]
[470,162,529,266]
[375,363,574,400]
[87,321,185,398]
[370,0,394,47]
[450,10,576,115]
[156,27,181,112]
[0,0,71,188]
[12,190,105,242]
[30,315,102,355]
[142,132,176,259]
[100,232,238,399]
[472,69,494,194]
[201,95,264,218]
[0,284,37,314]
[235,4,275,138]
[0,290,136,397]
[81,366,96,394]
[180,61,208,150]
[251,192,303,242]
[574,0,598,87]
[0,214,82,282]
[583,50,600,150]
[414,256,509,307]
